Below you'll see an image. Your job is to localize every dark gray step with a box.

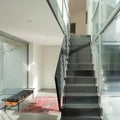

[68,57,92,63]
[68,55,92,60]
[69,51,91,56]
[70,35,91,39]
[63,93,99,104]
[61,116,102,120]
[69,53,92,58]
[70,37,90,44]
[70,41,90,45]
[69,45,91,53]
[62,104,101,117]
[65,77,96,84]
[64,84,97,93]
[66,70,95,76]
[67,63,93,70]
[70,44,90,50]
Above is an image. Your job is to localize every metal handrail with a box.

[55,36,68,110]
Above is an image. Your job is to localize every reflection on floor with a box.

[0,89,61,120]
[101,96,120,120]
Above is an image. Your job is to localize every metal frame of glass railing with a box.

[46,0,70,110]
[55,36,68,110]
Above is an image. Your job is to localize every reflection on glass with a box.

[102,42,120,93]
[93,4,99,40]
[57,0,63,14]
[93,0,99,13]
[63,2,68,26]
[0,36,28,94]
[102,12,120,95]
[101,0,120,27]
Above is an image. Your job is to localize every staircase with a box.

[61,35,102,120]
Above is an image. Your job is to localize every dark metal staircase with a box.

[61,35,102,120]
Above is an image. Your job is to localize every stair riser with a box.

[70,45,90,49]
[68,58,92,63]
[69,47,91,53]
[69,54,91,59]
[69,38,90,45]
[70,43,90,46]
[65,77,96,84]
[67,64,93,70]
[70,35,91,39]
[62,108,101,116]
[67,70,95,76]
[61,117,102,120]
[69,53,92,58]
[70,38,90,41]
[63,96,99,104]
[64,86,97,93]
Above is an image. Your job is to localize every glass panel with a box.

[63,2,68,26]
[0,41,4,94]
[92,41,97,76]
[92,4,99,40]
[101,0,120,27]
[102,12,120,95]
[0,36,28,90]
[64,0,69,13]
[93,0,99,13]
[57,0,63,14]
[0,41,3,81]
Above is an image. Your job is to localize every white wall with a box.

[71,10,87,35]
[42,46,60,89]
[29,43,61,95]
[29,43,43,95]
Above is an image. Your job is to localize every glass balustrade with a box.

[92,0,120,118]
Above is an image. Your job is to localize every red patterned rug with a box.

[20,96,59,113]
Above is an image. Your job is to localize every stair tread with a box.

[66,76,95,78]
[68,62,92,64]
[62,116,101,119]
[67,69,94,71]
[63,104,100,108]
[65,84,96,86]
[64,93,98,96]
[67,76,95,77]
[69,52,91,54]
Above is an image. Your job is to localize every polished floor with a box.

[1,89,120,120]
[0,89,61,120]
[101,96,120,120]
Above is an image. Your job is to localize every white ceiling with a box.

[70,0,86,16]
[0,0,63,45]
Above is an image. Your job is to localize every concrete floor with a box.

[101,96,120,120]
[1,89,120,120]
[0,89,61,120]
